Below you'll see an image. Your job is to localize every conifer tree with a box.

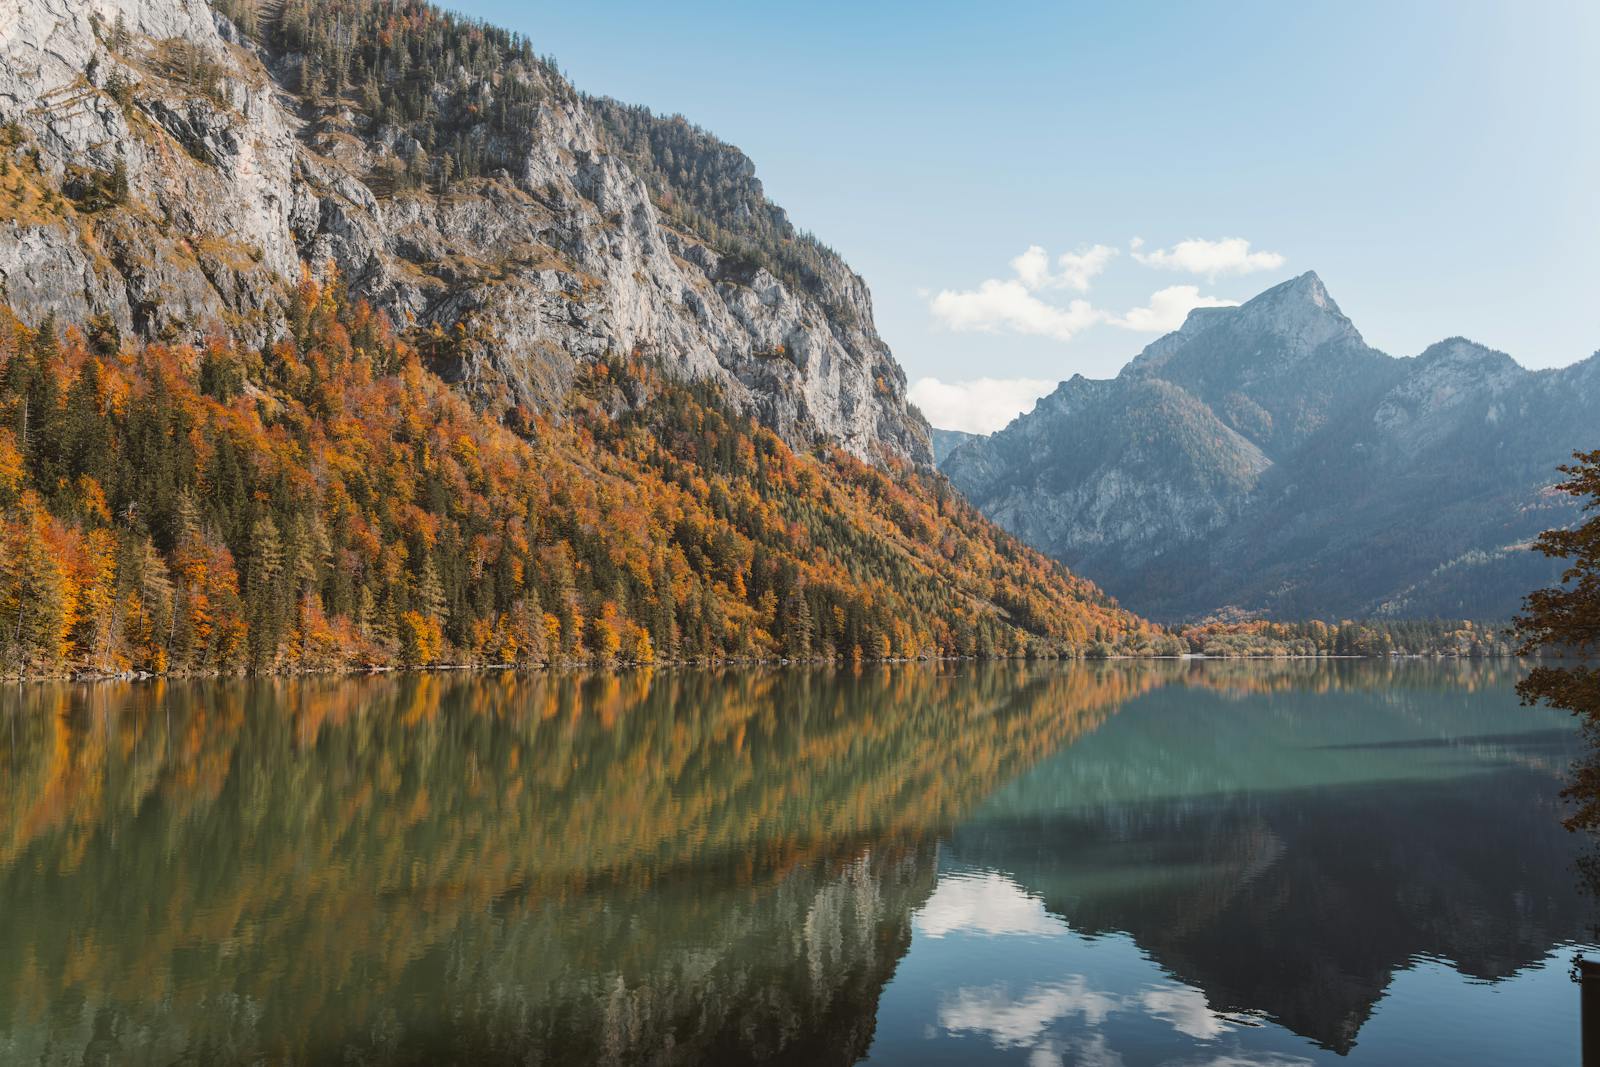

[1516,450,1600,830]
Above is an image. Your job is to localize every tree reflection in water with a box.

[0,663,1157,1065]
[0,660,1589,1065]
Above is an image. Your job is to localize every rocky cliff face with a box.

[942,272,1599,620]
[0,0,930,463]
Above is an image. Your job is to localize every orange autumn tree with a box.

[0,282,1172,677]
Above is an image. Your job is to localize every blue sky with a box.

[453,0,1599,432]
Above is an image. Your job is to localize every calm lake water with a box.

[0,661,1591,1066]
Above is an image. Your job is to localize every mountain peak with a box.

[1164,271,1353,349]
[1130,270,1363,382]
[1243,271,1340,317]
[1217,269,1362,352]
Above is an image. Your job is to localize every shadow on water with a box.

[0,659,1591,1065]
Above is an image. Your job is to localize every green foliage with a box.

[211,0,565,191]
[1514,449,1600,830]
[62,161,127,212]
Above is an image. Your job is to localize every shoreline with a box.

[0,650,1535,685]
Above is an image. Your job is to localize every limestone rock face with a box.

[0,0,930,464]
[942,272,1600,621]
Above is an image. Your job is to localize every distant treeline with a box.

[1174,618,1515,658]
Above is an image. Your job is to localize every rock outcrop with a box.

[0,0,930,463]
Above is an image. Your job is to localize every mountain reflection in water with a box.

[0,660,1589,1066]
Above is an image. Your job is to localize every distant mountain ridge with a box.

[941,272,1598,620]
[931,428,978,464]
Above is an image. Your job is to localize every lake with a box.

[0,660,1591,1065]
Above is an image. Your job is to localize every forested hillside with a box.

[0,0,1184,677]
[0,277,1167,677]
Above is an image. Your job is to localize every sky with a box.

[451,0,1599,433]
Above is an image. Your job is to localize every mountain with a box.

[0,0,926,463]
[0,0,1172,675]
[941,272,1599,621]
[930,427,978,464]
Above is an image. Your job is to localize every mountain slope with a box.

[942,272,1597,621]
[930,428,977,464]
[0,283,1170,676]
[0,0,927,462]
[0,0,1181,675]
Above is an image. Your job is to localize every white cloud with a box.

[1008,244,1117,292]
[1138,984,1232,1040]
[1031,1034,1125,1067]
[1132,237,1285,279]
[939,977,1123,1046]
[914,870,1068,939]
[932,968,1270,1066]
[929,244,1118,342]
[1011,245,1053,289]
[1053,245,1118,291]
[938,977,1242,1048]
[909,376,1056,434]
[930,280,1105,342]
[1111,285,1238,333]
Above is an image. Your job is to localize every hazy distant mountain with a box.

[941,272,1598,620]
[930,428,979,464]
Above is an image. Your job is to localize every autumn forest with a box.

[0,275,1174,678]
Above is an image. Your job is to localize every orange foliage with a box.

[0,285,1170,677]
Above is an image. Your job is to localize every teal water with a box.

[0,661,1589,1065]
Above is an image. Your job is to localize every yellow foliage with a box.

[399,610,443,666]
